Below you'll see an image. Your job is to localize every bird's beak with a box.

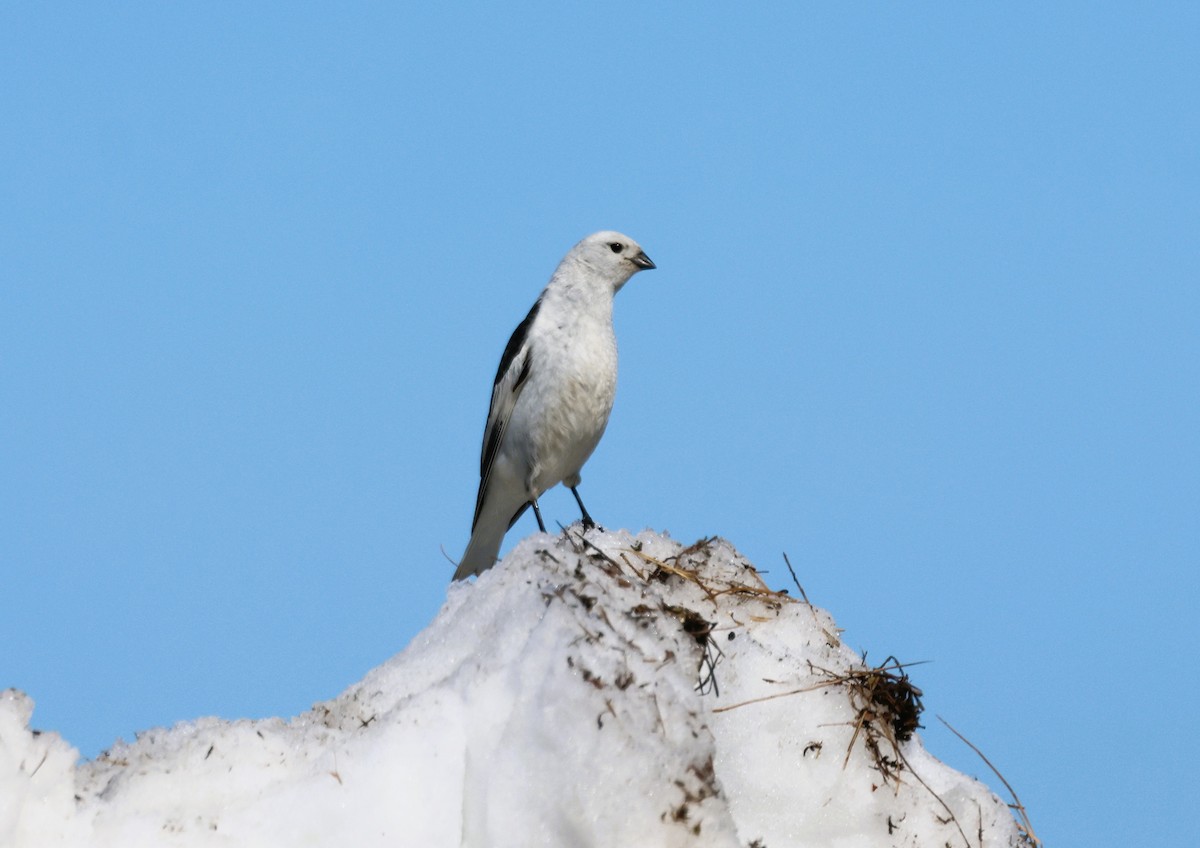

[631,251,655,270]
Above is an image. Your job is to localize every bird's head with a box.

[569,231,655,292]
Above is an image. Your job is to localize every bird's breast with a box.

[521,322,617,479]
[538,331,617,431]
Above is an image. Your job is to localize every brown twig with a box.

[710,679,840,713]
[937,716,1042,847]
[782,552,811,604]
[629,549,790,607]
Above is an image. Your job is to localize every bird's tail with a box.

[453,502,512,580]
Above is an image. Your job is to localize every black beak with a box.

[631,251,655,270]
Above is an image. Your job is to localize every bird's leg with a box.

[530,498,547,532]
[570,487,597,531]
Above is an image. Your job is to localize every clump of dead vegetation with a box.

[810,655,924,785]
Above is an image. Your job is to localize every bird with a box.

[453,231,655,580]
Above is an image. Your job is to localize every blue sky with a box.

[3,4,1196,845]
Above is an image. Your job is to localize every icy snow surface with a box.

[1,529,1026,847]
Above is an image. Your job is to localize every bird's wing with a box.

[473,296,541,530]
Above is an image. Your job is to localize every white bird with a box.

[453,231,655,580]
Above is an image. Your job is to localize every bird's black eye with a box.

[608,242,623,254]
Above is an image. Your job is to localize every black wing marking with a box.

[472,297,541,530]
[480,295,540,476]
[492,296,542,394]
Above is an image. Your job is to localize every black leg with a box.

[570,486,596,530]
[530,498,546,532]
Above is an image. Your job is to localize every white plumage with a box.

[454,231,655,580]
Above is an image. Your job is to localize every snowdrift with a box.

[1,529,1027,847]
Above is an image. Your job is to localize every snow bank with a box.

[1,529,1027,847]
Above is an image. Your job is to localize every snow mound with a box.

[1,529,1027,847]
